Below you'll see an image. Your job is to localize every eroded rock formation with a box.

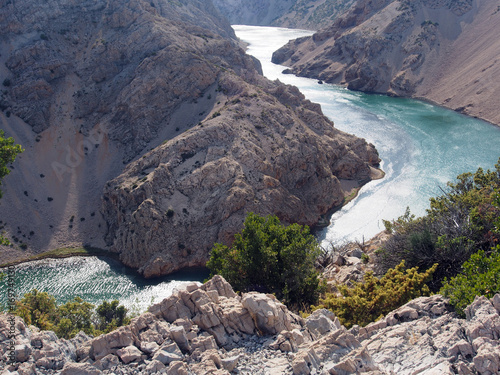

[102,72,380,277]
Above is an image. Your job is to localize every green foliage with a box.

[55,297,95,338]
[13,290,129,338]
[313,261,437,328]
[207,212,325,307]
[0,129,23,244]
[95,300,129,333]
[377,161,500,290]
[441,247,500,317]
[14,289,58,330]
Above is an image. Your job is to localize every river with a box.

[2,26,500,312]
[233,25,500,247]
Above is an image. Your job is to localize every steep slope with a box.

[272,0,500,125]
[0,0,380,273]
[0,0,246,263]
[212,0,355,30]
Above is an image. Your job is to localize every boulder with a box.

[89,326,135,360]
[305,309,341,338]
[144,359,166,373]
[116,345,143,364]
[241,292,303,335]
[93,354,120,371]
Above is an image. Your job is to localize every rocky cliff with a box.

[0,0,380,274]
[101,73,380,277]
[212,0,355,30]
[272,0,500,126]
[1,276,499,374]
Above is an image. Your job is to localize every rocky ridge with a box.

[272,0,500,126]
[0,0,379,271]
[1,275,500,374]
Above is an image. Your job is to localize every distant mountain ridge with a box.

[212,0,355,30]
[272,0,500,126]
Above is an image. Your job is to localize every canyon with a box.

[0,0,379,276]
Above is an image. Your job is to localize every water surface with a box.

[233,25,500,246]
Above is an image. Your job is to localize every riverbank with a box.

[0,246,119,269]
[316,166,385,229]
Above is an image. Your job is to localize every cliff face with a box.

[0,0,379,274]
[272,0,500,126]
[1,276,500,374]
[212,0,355,30]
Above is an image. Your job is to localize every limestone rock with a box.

[305,309,341,338]
[115,345,143,364]
[102,74,380,277]
[60,362,102,375]
[2,290,500,375]
[93,354,120,371]
[89,326,135,361]
[144,359,166,374]
[241,292,303,335]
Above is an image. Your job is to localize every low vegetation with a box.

[313,261,437,328]
[207,212,326,308]
[376,161,500,291]
[12,289,130,339]
[441,245,500,317]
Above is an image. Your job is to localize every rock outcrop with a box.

[273,0,500,126]
[1,276,500,374]
[101,71,380,277]
[212,0,355,30]
[0,0,379,271]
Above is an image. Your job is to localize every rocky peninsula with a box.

[0,0,380,274]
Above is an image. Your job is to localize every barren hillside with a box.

[273,0,500,125]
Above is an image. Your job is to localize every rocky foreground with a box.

[1,276,499,374]
[272,0,500,126]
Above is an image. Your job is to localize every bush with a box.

[13,290,129,338]
[377,161,500,291]
[441,245,500,317]
[207,212,325,308]
[55,297,95,338]
[95,300,129,333]
[313,261,437,328]
[14,289,58,330]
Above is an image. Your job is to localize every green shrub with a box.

[207,212,325,308]
[13,290,129,338]
[314,261,437,328]
[95,300,129,333]
[55,297,95,338]
[440,245,500,317]
[377,161,500,291]
[14,289,58,330]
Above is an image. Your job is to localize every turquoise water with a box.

[0,257,208,313]
[2,26,500,311]
[233,25,500,247]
